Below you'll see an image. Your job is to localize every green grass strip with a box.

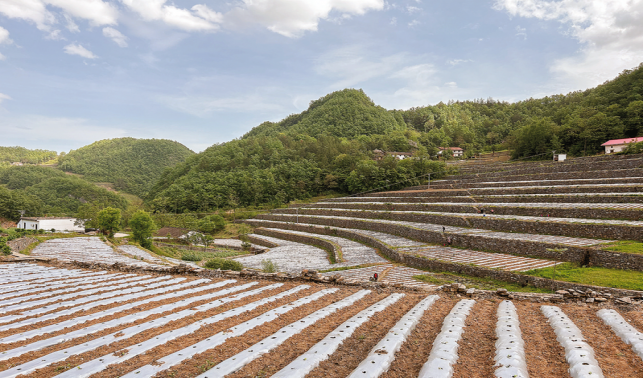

[524,263,643,291]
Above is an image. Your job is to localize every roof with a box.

[388,151,413,155]
[601,137,643,146]
[438,147,464,151]
[20,217,76,221]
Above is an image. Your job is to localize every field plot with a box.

[2,263,643,377]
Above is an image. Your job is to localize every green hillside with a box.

[58,138,194,197]
[0,146,57,166]
[147,65,643,213]
[244,89,405,138]
[0,166,128,221]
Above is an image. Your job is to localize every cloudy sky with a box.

[0,0,642,152]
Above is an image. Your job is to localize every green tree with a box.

[129,210,156,248]
[198,215,226,234]
[97,207,121,238]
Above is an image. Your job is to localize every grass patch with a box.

[603,240,643,255]
[523,263,643,291]
[216,223,255,239]
[204,258,243,271]
[412,272,552,293]
[319,264,385,273]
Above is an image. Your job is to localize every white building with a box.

[17,217,84,232]
[601,137,643,154]
[438,147,464,158]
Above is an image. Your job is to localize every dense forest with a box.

[0,166,127,221]
[1,64,642,218]
[58,138,194,197]
[146,65,643,212]
[0,147,57,166]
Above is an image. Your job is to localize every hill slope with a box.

[0,146,57,166]
[58,138,194,197]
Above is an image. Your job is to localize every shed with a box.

[17,217,84,232]
[601,137,643,154]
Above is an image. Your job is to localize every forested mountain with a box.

[147,65,643,213]
[0,147,57,166]
[147,89,446,213]
[400,63,643,158]
[0,166,128,220]
[58,138,194,197]
[244,89,406,138]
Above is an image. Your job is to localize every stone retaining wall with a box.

[289,202,643,221]
[254,227,342,263]
[284,208,643,242]
[324,195,643,204]
[366,185,643,198]
[251,215,643,271]
[245,220,643,297]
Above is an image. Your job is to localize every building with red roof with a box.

[601,137,643,154]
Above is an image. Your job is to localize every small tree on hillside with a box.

[198,215,226,234]
[97,207,121,238]
[129,210,157,249]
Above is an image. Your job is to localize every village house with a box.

[438,147,464,158]
[601,137,643,154]
[17,217,84,232]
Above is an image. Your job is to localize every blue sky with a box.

[0,0,642,152]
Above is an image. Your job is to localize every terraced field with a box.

[243,153,643,290]
[2,263,643,378]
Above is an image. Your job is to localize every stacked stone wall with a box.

[284,208,643,241]
[291,202,643,221]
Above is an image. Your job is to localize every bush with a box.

[261,259,279,273]
[204,257,243,271]
[181,252,201,262]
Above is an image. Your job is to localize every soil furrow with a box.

[304,294,422,378]
[380,296,458,378]
[450,299,496,378]
[514,302,571,378]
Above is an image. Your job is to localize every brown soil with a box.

[0,278,238,346]
[451,299,497,378]
[226,291,389,378]
[1,282,303,375]
[114,287,358,378]
[559,302,643,377]
[514,302,571,378]
[381,296,458,377]
[305,294,422,378]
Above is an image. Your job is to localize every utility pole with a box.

[427,173,431,190]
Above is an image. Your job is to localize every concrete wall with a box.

[17,218,84,232]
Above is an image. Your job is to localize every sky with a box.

[0,0,642,153]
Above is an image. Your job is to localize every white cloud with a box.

[315,46,408,88]
[0,53,5,60]
[64,43,98,59]
[408,19,420,27]
[447,59,473,65]
[515,25,526,39]
[64,13,79,32]
[121,0,219,31]
[191,4,223,23]
[0,0,117,32]
[0,26,12,44]
[0,114,128,143]
[103,27,128,47]
[494,0,643,90]
[406,5,421,13]
[224,0,385,37]
[159,93,285,117]
[0,93,11,104]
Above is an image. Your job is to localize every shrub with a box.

[261,259,279,273]
[204,257,243,271]
[181,252,201,262]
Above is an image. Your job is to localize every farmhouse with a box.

[17,217,84,232]
[601,137,643,154]
[438,146,464,157]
